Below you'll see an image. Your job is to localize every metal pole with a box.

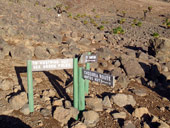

[27,60,34,112]
[85,52,91,95]
[73,58,79,110]
[78,67,85,111]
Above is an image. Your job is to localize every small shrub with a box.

[92,8,96,12]
[152,33,159,38]
[67,13,72,18]
[113,26,125,34]
[76,14,81,18]
[122,11,126,17]
[143,10,148,20]
[83,20,88,25]
[95,15,100,18]
[98,25,104,30]
[118,18,126,24]
[136,21,142,27]
[148,6,152,12]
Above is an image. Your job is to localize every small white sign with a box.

[31,58,73,71]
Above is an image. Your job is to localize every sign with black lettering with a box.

[31,58,73,71]
[82,69,115,87]
[85,55,98,63]
[80,54,98,63]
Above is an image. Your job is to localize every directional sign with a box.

[80,53,98,63]
[31,58,73,71]
[85,55,98,63]
[82,69,115,87]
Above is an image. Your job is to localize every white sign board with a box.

[79,53,98,64]
[32,58,73,71]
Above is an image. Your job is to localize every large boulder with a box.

[53,107,79,126]
[8,92,28,110]
[148,38,170,62]
[86,98,103,111]
[11,45,32,60]
[121,58,145,77]
[82,110,99,127]
[111,94,136,107]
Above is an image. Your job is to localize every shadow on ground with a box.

[140,62,170,100]
[0,115,31,128]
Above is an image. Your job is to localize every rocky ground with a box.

[0,0,170,128]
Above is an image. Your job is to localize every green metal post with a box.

[73,58,79,110]
[78,67,85,111]
[27,60,34,112]
[85,52,91,95]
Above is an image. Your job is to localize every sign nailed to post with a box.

[85,55,98,63]
[82,69,115,87]
[32,58,73,71]
[79,53,98,64]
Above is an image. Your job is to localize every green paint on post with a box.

[78,67,85,111]
[85,52,91,95]
[73,58,79,111]
[27,60,34,112]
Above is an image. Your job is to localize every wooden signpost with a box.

[82,69,115,87]
[27,58,74,112]
[27,52,115,120]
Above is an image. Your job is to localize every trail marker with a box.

[27,58,74,112]
[82,69,115,87]
[79,53,98,64]
[32,59,73,71]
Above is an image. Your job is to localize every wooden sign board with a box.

[82,69,115,87]
[32,58,73,71]
[80,54,98,63]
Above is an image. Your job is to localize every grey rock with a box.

[90,63,99,69]
[83,110,99,127]
[9,92,28,110]
[138,52,148,60]
[94,33,104,42]
[7,27,18,36]
[114,60,121,67]
[96,68,103,74]
[121,59,145,77]
[20,104,30,115]
[0,78,13,91]
[132,107,149,118]
[143,122,150,128]
[97,47,112,60]
[166,61,170,71]
[66,86,73,95]
[69,47,80,55]
[79,38,91,45]
[71,121,87,128]
[132,89,147,97]
[34,46,50,59]
[102,96,112,108]
[86,98,103,111]
[111,94,136,107]
[117,76,129,89]
[53,107,79,126]
[0,37,11,58]
[62,50,75,58]
[11,45,32,60]
[64,100,72,108]
[100,61,108,68]
[149,38,170,62]
[47,47,59,56]
[112,112,126,119]
[40,108,51,117]
[110,67,125,78]
[123,120,136,128]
